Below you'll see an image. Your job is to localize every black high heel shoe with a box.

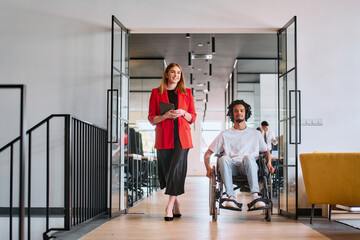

[164,216,174,221]
[173,204,181,218]
[164,207,173,221]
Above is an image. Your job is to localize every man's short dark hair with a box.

[261,121,269,127]
[226,99,252,123]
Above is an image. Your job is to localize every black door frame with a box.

[277,16,301,219]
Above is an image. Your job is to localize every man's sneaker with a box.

[252,194,266,208]
[225,195,238,208]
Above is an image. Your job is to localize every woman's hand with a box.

[163,109,182,119]
[173,109,186,117]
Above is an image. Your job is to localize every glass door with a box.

[277,16,301,219]
[109,15,130,217]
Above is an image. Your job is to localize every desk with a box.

[152,158,159,190]
[141,156,154,197]
[128,154,143,206]
[128,154,159,206]
[142,156,159,194]
[271,156,284,198]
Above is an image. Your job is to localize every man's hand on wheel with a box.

[267,163,275,174]
[206,167,213,178]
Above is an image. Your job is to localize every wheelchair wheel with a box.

[209,167,217,217]
[212,206,218,221]
[265,207,271,222]
[267,174,273,214]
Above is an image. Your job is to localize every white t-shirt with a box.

[209,126,267,161]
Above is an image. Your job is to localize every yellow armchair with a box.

[300,152,360,223]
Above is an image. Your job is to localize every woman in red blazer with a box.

[148,63,196,221]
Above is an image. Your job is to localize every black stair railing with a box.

[0,114,108,240]
[0,84,26,240]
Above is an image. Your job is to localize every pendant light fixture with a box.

[212,34,216,54]
[208,38,212,77]
[188,34,192,67]
[188,52,192,67]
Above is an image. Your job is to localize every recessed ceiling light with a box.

[192,54,212,60]
[198,43,203,47]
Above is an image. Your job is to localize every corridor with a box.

[77,177,359,240]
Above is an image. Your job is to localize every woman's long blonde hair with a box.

[158,63,187,95]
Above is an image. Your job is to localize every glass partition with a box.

[278,16,299,219]
[109,15,129,216]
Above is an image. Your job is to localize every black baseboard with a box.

[298,208,322,216]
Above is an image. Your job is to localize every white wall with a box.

[260,74,278,134]
[294,1,360,207]
[1,0,360,209]
[187,110,225,176]
[237,83,261,127]
[0,1,111,131]
[0,1,112,210]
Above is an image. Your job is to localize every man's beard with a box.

[235,119,244,123]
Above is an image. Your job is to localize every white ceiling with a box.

[1,1,296,33]
[1,0,293,112]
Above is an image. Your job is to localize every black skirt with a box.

[157,122,189,196]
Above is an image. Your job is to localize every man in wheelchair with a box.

[204,99,275,211]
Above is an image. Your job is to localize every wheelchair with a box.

[209,153,272,221]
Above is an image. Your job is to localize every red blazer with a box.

[148,87,196,149]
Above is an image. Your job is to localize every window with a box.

[136,120,156,157]
[200,121,222,163]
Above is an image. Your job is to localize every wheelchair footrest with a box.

[219,198,243,211]
[220,205,243,211]
[247,197,271,211]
